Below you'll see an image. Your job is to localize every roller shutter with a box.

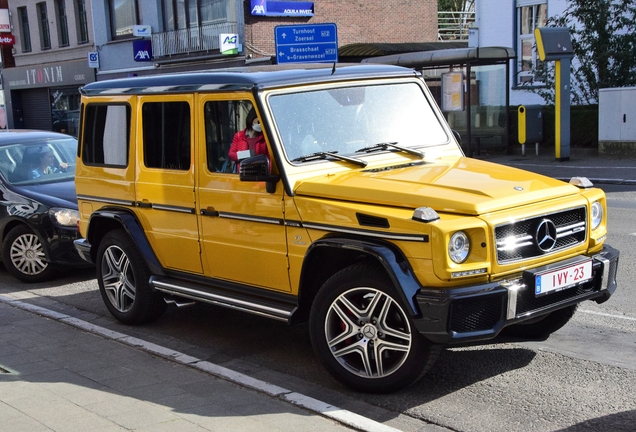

[21,88,52,131]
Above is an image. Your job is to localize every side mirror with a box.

[239,154,280,193]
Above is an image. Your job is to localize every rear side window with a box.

[82,104,130,167]
[142,101,191,171]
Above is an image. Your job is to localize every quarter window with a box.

[82,104,130,167]
[142,102,191,170]
[517,1,547,85]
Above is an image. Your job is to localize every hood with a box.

[13,180,78,209]
[293,157,579,215]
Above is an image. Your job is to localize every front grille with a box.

[495,207,587,264]
[450,294,505,333]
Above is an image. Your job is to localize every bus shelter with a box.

[361,46,515,156]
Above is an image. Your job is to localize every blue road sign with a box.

[274,23,338,64]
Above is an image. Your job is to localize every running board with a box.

[150,276,296,323]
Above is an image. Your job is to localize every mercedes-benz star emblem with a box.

[535,219,557,252]
[362,324,377,339]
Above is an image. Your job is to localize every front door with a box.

[134,96,203,274]
[196,95,290,291]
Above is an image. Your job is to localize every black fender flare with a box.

[86,208,165,276]
[301,237,423,316]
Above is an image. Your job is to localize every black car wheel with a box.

[2,225,55,283]
[309,263,440,393]
[96,229,166,324]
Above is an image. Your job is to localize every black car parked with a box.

[0,130,89,282]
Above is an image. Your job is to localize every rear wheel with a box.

[2,225,55,283]
[309,263,439,393]
[502,305,578,340]
[96,229,166,324]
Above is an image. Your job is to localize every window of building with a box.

[18,7,32,52]
[55,0,69,47]
[108,0,138,39]
[163,0,228,31]
[76,0,89,43]
[142,102,191,171]
[82,104,130,167]
[37,2,51,50]
[516,1,547,85]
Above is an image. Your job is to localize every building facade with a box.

[2,0,96,131]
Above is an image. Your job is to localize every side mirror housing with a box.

[239,154,280,193]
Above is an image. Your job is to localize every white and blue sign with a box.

[275,23,338,64]
[88,52,99,68]
[133,40,152,62]
[251,0,314,17]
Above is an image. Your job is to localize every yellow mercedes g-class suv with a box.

[74,64,619,393]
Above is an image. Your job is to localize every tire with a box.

[96,229,166,324]
[2,225,55,283]
[501,305,578,340]
[309,263,440,393]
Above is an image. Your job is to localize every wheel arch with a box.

[85,208,165,276]
[294,236,423,323]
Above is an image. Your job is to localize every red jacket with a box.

[228,129,268,163]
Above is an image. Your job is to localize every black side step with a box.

[149,276,297,323]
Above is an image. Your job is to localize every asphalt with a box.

[0,146,634,432]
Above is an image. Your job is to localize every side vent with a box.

[356,213,390,228]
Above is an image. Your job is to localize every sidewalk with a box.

[477,147,636,185]
[0,296,398,432]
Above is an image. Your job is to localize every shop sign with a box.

[0,10,10,32]
[133,25,152,37]
[3,59,95,89]
[133,40,152,61]
[88,52,99,68]
[219,34,240,55]
[0,34,14,45]
[251,0,314,17]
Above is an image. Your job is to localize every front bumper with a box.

[414,244,619,344]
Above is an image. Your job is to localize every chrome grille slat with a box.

[495,207,587,264]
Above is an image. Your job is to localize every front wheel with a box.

[2,225,55,283]
[309,263,439,393]
[96,229,166,324]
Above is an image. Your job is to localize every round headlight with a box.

[591,201,603,230]
[449,231,470,264]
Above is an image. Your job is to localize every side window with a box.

[82,104,130,167]
[142,101,191,170]
[204,100,253,173]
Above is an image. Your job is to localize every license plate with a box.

[535,259,593,296]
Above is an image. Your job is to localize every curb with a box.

[0,294,404,432]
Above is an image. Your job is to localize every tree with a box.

[535,0,636,105]
[438,0,474,12]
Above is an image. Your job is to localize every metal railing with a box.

[438,11,475,41]
[151,21,238,58]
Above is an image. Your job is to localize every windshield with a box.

[268,82,449,163]
[0,138,77,185]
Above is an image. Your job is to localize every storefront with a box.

[1,59,95,134]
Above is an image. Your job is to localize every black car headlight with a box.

[49,208,80,227]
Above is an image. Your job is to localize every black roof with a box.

[80,63,418,96]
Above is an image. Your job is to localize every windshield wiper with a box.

[356,142,424,158]
[292,151,368,167]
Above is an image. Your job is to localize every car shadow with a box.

[555,410,636,431]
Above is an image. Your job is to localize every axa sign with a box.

[133,40,153,62]
[251,0,314,17]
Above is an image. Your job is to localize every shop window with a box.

[516,1,547,86]
[18,7,32,53]
[37,2,51,50]
[108,0,138,39]
[76,0,89,43]
[142,102,191,171]
[55,0,69,47]
[82,104,130,167]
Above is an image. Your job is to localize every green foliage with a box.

[438,0,474,12]
[534,0,636,105]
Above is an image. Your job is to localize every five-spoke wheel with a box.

[96,230,166,324]
[310,263,439,393]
